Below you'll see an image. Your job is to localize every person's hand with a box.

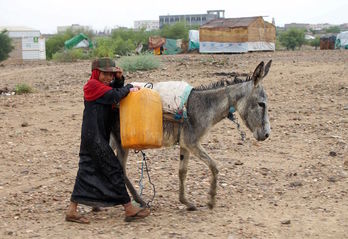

[125,84,134,90]
[130,85,141,92]
[115,67,123,79]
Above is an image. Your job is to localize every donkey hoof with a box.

[186,205,197,211]
[207,202,215,209]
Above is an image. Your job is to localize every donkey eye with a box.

[258,102,265,108]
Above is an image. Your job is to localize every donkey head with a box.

[239,60,272,141]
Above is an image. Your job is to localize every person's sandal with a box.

[65,214,90,224]
[124,207,150,222]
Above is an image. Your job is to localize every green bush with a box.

[113,37,135,55]
[93,37,115,57]
[119,54,160,72]
[52,49,90,62]
[0,30,14,62]
[160,22,198,41]
[279,28,305,50]
[46,31,75,59]
[309,37,320,50]
[325,26,340,34]
[15,83,33,94]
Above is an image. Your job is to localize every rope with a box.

[228,109,246,141]
[134,150,156,208]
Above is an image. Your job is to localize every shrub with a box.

[46,32,74,59]
[113,37,135,56]
[0,30,14,62]
[279,28,305,50]
[52,49,89,62]
[309,37,320,50]
[15,83,33,94]
[93,37,115,57]
[325,26,340,34]
[160,22,198,41]
[119,54,160,72]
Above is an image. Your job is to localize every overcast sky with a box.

[1,0,347,33]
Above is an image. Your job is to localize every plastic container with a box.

[120,88,163,149]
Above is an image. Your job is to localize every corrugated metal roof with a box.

[200,17,261,29]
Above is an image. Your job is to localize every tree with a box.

[279,28,305,50]
[0,30,14,62]
[325,26,340,34]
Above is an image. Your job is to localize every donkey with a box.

[111,60,272,210]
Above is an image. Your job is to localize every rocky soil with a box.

[0,50,347,238]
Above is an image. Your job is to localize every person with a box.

[66,57,150,224]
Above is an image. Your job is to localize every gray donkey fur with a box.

[111,60,272,210]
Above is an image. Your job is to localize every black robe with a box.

[71,80,132,207]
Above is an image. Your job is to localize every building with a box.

[159,10,225,28]
[284,23,310,30]
[0,26,46,61]
[134,20,159,31]
[199,16,276,53]
[57,24,91,33]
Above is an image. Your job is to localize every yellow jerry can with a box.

[120,88,163,150]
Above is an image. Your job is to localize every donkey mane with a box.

[194,75,252,91]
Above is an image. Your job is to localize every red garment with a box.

[83,69,112,101]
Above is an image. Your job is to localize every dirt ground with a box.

[0,51,347,239]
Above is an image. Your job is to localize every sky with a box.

[1,0,347,34]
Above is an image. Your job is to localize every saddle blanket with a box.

[131,81,193,117]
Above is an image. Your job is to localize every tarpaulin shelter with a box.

[199,16,276,53]
[335,31,348,49]
[188,30,199,51]
[64,33,93,50]
[320,35,336,50]
[163,39,182,55]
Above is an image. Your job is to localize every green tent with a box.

[64,33,93,49]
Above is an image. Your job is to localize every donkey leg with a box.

[179,147,196,211]
[189,144,219,209]
[111,132,146,207]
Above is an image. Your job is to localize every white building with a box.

[134,20,159,31]
[0,26,46,60]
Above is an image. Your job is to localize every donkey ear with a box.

[252,61,265,86]
[263,60,272,78]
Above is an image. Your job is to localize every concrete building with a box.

[284,23,310,30]
[159,10,225,28]
[0,26,46,61]
[134,20,159,31]
[57,24,91,33]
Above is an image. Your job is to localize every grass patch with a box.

[15,83,33,94]
[119,54,160,72]
[52,49,91,62]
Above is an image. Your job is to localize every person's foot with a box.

[124,203,150,222]
[65,212,90,224]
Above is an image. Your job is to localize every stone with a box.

[281,219,291,225]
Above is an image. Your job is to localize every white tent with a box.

[336,31,348,49]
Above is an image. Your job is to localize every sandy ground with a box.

[0,51,347,239]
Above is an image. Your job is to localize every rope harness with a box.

[228,107,246,141]
[134,150,156,208]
